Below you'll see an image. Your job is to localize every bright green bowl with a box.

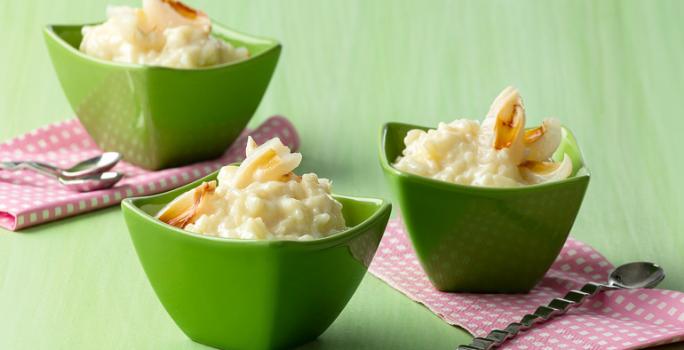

[379,122,590,293]
[121,173,391,349]
[44,23,280,170]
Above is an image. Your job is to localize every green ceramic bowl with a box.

[44,23,280,170]
[121,173,391,349]
[379,122,590,293]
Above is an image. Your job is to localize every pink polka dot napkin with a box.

[0,116,299,231]
[369,218,684,349]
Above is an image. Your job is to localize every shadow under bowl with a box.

[121,172,392,349]
[44,22,281,170]
[379,122,590,293]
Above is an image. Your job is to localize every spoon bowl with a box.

[61,152,121,178]
[58,171,123,192]
[608,262,665,289]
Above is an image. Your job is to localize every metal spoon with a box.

[0,152,121,179]
[57,171,124,192]
[458,262,665,350]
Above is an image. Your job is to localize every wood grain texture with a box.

[1,0,683,349]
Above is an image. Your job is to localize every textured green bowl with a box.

[379,122,590,293]
[44,23,280,170]
[121,173,391,349]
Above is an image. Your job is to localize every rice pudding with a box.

[80,0,249,68]
[157,137,346,240]
[393,87,572,187]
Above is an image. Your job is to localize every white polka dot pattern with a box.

[0,116,299,231]
[369,218,684,349]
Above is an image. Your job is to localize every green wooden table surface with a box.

[1,1,683,349]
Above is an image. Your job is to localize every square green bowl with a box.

[44,23,281,170]
[379,122,590,293]
[121,173,391,349]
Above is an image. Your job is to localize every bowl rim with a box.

[122,172,392,247]
[43,20,281,71]
[379,121,591,194]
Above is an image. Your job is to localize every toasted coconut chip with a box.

[157,181,216,228]
[232,138,302,189]
[519,154,572,184]
[524,118,562,162]
[490,87,525,150]
[256,153,302,181]
[233,148,277,188]
[524,125,545,144]
[161,0,203,19]
[245,136,258,157]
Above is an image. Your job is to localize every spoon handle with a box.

[457,282,613,350]
[0,161,61,178]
